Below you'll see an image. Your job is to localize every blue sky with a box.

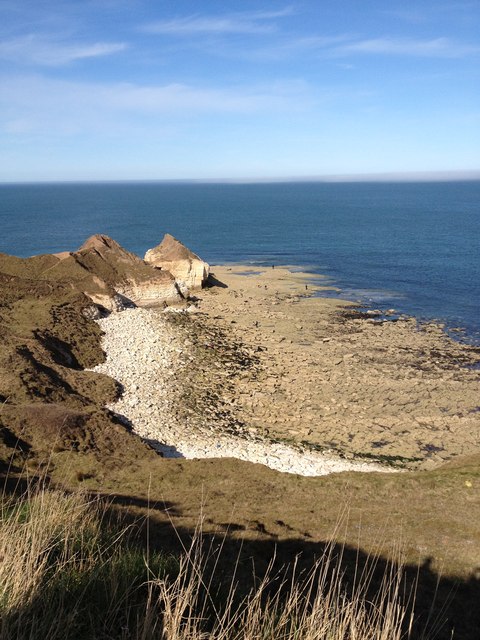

[1,0,479,181]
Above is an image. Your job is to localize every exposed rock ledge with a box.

[91,307,396,477]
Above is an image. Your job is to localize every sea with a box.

[1,180,479,344]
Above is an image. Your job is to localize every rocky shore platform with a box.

[91,307,392,476]
[93,264,480,474]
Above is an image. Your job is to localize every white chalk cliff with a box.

[144,234,209,291]
[46,234,183,312]
[79,235,184,308]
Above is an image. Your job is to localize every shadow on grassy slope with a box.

[109,501,480,640]
[4,476,478,640]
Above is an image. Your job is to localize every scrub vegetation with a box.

[0,480,421,640]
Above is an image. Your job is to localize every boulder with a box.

[144,234,209,291]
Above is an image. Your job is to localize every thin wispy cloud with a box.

[142,7,294,36]
[381,3,479,28]
[238,35,351,61]
[138,6,479,64]
[0,74,314,137]
[381,8,432,24]
[0,34,127,66]
[237,34,480,62]
[101,80,308,113]
[143,15,479,65]
[332,37,480,58]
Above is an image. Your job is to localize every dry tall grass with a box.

[150,530,415,640]
[0,481,421,640]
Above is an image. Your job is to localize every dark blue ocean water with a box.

[1,181,479,343]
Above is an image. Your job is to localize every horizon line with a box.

[1,170,480,185]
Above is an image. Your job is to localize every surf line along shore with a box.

[91,265,480,477]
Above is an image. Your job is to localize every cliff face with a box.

[52,234,183,311]
[0,232,202,474]
[144,233,209,291]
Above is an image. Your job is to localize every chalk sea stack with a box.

[144,233,210,292]
[72,234,183,310]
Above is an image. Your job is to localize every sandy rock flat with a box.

[200,266,480,470]
[92,265,480,474]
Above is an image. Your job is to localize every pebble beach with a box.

[92,307,391,476]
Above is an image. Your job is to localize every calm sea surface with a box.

[1,181,479,343]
